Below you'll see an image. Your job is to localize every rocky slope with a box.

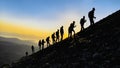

[11,10,120,68]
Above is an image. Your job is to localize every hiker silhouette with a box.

[25,52,28,56]
[88,8,96,26]
[56,29,60,42]
[68,23,72,38]
[42,39,45,50]
[51,33,56,44]
[46,36,50,47]
[31,45,35,53]
[38,40,42,50]
[80,16,86,31]
[68,21,76,38]
[60,26,64,41]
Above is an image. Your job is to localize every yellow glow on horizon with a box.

[0,20,53,42]
[0,20,69,43]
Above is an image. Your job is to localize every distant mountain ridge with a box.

[0,36,36,46]
[0,37,37,66]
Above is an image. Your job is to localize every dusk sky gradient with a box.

[0,0,120,43]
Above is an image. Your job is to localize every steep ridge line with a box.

[9,10,120,68]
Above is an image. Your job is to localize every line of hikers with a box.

[27,8,96,55]
[38,25,64,51]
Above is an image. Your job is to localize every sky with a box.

[0,0,120,44]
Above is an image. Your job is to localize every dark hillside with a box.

[11,10,120,68]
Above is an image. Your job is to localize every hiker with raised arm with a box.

[88,8,96,26]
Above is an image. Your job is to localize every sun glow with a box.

[0,20,51,42]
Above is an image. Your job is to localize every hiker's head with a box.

[73,21,75,24]
[93,8,95,11]
[83,16,85,18]
[61,26,63,28]
[57,29,59,31]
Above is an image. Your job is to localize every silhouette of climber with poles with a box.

[80,16,86,31]
[60,26,64,41]
[38,40,42,50]
[88,8,96,26]
[46,36,50,47]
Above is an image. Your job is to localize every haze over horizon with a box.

[0,0,120,43]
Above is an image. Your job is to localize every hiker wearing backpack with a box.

[88,8,96,26]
